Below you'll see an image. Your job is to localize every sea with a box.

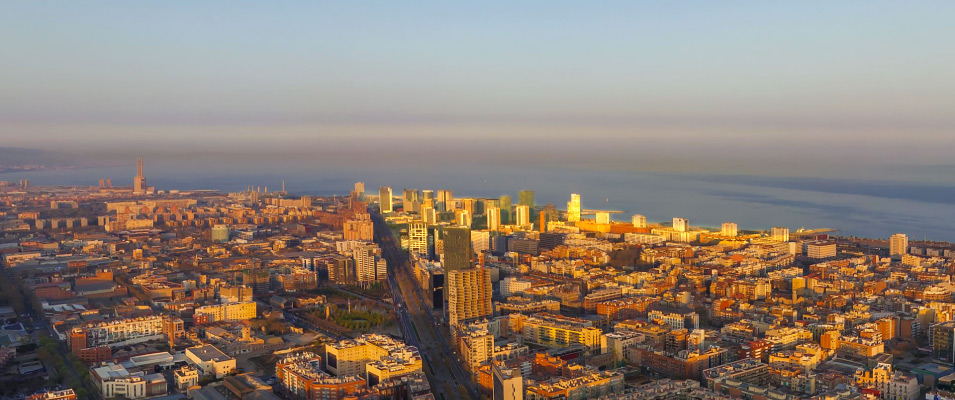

[3,163,953,242]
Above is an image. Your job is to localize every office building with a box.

[632,214,647,228]
[448,268,493,325]
[567,193,581,222]
[330,256,357,285]
[438,190,454,211]
[721,222,738,237]
[539,211,548,232]
[91,363,153,399]
[538,232,565,251]
[421,205,437,224]
[194,301,257,323]
[771,227,790,242]
[185,345,236,378]
[403,188,420,212]
[456,209,472,227]
[443,226,472,271]
[354,181,365,197]
[806,241,837,259]
[890,233,909,257]
[518,190,535,208]
[673,218,689,233]
[515,205,530,226]
[499,195,512,224]
[487,207,501,231]
[471,230,490,255]
[379,186,393,213]
[408,222,428,255]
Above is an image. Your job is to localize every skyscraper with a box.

[771,227,790,242]
[379,186,393,213]
[408,222,428,255]
[498,195,512,224]
[890,233,909,257]
[539,211,548,232]
[443,226,472,271]
[632,214,647,228]
[447,267,492,325]
[403,188,420,213]
[457,209,473,227]
[673,217,689,232]
[354,182,365,201]
[133,157,147,194]
[486,207,501,231]
[518,190,535,208]
[421,205,437,225]
[567,193,581,222]
[471,230,490,255]
[437,190,454,212]
[721,222,738,237]
[515,205,530,226]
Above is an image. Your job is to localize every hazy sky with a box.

[2,1,954,175]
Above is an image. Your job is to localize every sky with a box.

[2,1,954,179]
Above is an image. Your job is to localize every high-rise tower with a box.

[443,226,472,271]
[133,157,147,194]
[518,190,535,208]
[567,193,581,222]
[515,205,530,226]
[771,226,790,242]
[890,233,908,257]
[673,217,689,232]
[379,186,393,213]
[499,195,512,224]
[447,267,492,326]
[486,207,501,231]
[721,222,738,237]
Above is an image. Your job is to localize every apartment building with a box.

[194,301,257,323]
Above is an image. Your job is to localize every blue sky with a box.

[1,1,954,172]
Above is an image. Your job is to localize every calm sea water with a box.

[3,164,954,241]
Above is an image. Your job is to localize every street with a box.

[371,212,480,400]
